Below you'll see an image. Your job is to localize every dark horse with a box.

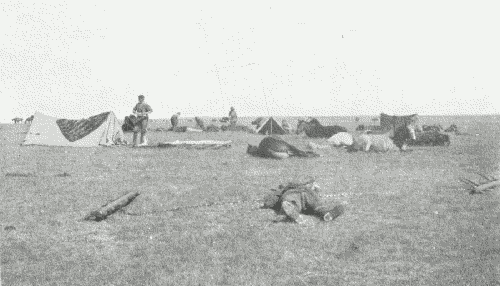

[247,136,319,159]
[296,118,347,138]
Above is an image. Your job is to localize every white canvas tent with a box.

[23,111,124,147]
[255,117,287,135]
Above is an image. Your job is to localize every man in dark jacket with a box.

[229,107,237,127]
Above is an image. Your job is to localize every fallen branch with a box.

[84,191,140,221]
[460,173,499,194]
[473,180,500,193]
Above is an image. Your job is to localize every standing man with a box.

[132,95,153,147]
[229,106,237,127]
[171,112,181,130]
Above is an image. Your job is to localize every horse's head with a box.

[393,124,416,149]
[247,144,259,155]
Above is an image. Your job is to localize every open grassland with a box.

[1,116,500,285]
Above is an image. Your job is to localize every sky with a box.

[1,1,499,122]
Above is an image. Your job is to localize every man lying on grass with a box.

[262,180,344,224]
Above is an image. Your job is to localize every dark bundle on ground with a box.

[445,124,459,133]
[220,117,230,123]
[422,124,444,132]
[221,124,255,133]
[168,126,188,132]
[410,131,450,146]
[122,115,137,132]
[356,124,382,132]
[204,124,221,132]
[154,127,168,132]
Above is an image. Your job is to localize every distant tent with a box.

[23,111,125,147]
[255,117,287,135]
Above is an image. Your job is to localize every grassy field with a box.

[1,116,500,285]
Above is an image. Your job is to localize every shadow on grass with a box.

[5,172,35,177]
[54,172,71,177]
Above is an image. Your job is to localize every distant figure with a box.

[194,117,205,130]
[132,95,153,147]
[171,112,181,129]
[355,117,360,123]
[229,107,238,126]
[12,117,23,124]
[25,115,34,124]
[282,119,291,133]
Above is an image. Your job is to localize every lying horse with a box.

[247,136,319,159]
[421,124,443,132]
[351,123,416,152]
[296,118,348,138]
[327,132,354,147]
[410,131,450,146]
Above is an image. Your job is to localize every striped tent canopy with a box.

[23,111,125,147]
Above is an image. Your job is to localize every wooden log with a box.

[473,180,500,193]
[84,192,140,221]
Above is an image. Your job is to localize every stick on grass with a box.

[84,192,140,221]
[472,180,500,193]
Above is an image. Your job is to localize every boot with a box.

[282,201,318,225]
[138,133,148,146]
[281,201,300,222]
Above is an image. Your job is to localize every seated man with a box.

[171,112,181,129]
[229,107,238,127]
